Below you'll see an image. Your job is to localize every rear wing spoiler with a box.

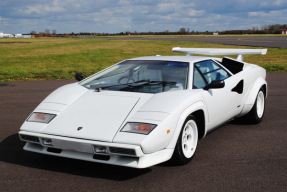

[172,47,267,62]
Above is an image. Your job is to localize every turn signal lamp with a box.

[27,112,56,123]
[138,124,152,131]
[121,123,157,135]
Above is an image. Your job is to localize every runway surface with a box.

[0,73,286,192]
[111,36,287,48]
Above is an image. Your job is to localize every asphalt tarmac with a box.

[0,73,286,192]
[111,36,287,48]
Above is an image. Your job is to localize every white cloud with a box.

[248,9,287,17]
[260,0,287,7]
[157,3,176,14]
[0,16,8,21]
[248,11,268,17]
[188,9,204,17]
[16,0,65,15]
[0,0,286,33]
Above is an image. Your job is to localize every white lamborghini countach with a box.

[19,48,267,168]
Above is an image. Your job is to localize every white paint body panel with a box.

[19,48,267,168]
[42,93,139,142]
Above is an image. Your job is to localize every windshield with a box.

[80,60,189,93]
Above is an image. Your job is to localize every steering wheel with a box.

[118,76,135,84]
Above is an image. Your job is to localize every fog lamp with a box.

[94,145,108,154]
[42,138,53,146]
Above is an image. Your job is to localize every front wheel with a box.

[171,116,198,165]
[244,88,266,124]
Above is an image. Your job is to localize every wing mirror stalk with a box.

[75,72,84,81]
[204,80,225,90]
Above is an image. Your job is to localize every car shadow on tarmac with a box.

[0,134,151,181]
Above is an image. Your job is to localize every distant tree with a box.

[179,27,187,33]
[30,30,37,35]
[52,29,57,34]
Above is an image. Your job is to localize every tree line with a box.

[30,24,287,37]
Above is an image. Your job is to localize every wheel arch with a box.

[261,83,267,97]
[192,110,205,139]
[166,101,207,150]
[239,77,267,117]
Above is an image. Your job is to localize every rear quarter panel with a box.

[238,63,267,116]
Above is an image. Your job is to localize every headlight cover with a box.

[27,112,56,124]
[121,122,157,135]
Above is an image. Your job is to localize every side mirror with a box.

[75,72,84,81]
[204,80,225,90]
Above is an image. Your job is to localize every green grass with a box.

[77,34,287,38]
[0,37,286,82]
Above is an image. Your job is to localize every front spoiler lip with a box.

[18,130,174,168]
[19,130,144,157]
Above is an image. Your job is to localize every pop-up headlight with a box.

[27,112,56,124]
[121,122,157,135]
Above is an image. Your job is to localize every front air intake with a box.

[109,147,136,156]
[19,134,40,143]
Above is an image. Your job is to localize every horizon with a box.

[1,0,287,34]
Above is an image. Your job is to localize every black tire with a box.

[243,87,266,124]
[171,115,198,165]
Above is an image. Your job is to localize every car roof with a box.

[127,56,221,64]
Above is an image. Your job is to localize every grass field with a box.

[0,37,286,82]
[78,34,287,38]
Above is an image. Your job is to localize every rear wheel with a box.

[244,88,265,124]
[171,115,198,165]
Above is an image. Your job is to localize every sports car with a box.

[19,47,267,168]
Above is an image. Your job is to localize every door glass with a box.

[195,60,230,84]
[193,67,206,89]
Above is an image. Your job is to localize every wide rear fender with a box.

[239,76,267,116]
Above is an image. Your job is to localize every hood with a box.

[41,91,140,142]
[25,83,199,143]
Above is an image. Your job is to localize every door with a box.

[193,60,245,129]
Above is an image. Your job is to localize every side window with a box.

[195,60,230,84]
[193,67,206,89]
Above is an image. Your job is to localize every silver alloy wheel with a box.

[256,91,265,118]
[181,120,198,158]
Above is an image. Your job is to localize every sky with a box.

[0,0,286,34]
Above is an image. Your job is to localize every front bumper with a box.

[19,131,173,168]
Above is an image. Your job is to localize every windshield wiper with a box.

[95,79,151,92]
[95,80,177,92]
[146,81,177,86]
